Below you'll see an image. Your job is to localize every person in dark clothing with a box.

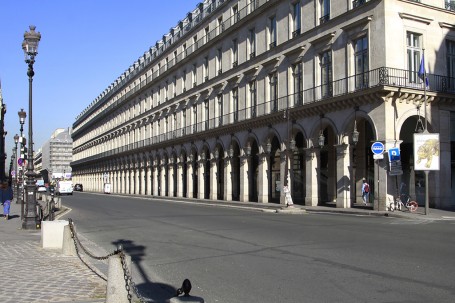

[1,181,14,220]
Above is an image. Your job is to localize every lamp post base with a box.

[22,216,40,230]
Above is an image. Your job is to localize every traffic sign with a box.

[371,142,385,155]
[18,158,24,166]
[388,147,401,162]
[373,154,384,160]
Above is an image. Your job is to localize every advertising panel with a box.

[414,133,440,171]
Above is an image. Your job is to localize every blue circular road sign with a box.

[371,142,385,155]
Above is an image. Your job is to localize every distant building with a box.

[37,128,73,180]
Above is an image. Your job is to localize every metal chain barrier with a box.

[69,218,153,302]
[68,218,120,281]
[119,249,154,303]
[68,218,120,260]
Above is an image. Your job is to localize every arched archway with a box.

[269,136,281,203]
[215,145,225,200]
[180,151,187,198]
[292,132,305,204]
[399,115,427,206]
[231,141,241,201]
[249,140,259,202]
[319,127,336,205]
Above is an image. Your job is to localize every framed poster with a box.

[413,133,440,171]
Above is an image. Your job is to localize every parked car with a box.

[74,183,83,192]
[56,181,73,195]
[37,185,47,192]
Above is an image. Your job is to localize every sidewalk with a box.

[1,196,454,303]
[0,201,106,303]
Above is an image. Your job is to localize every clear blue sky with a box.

[0,0,198,168]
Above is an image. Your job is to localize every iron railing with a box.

[74,0,271,126]
[72,67,455,166]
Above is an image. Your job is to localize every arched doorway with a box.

[249,140,259,202]
[399,115,426,206]
[216,146,225,200]
[231,142,241,201]
[203,149,210,199]
[269,136,281,203]
[319,127,336,205]
[293,132,305,204]
[181,152,187,198]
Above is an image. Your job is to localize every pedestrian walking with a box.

[361,178,370,205]
[283,185,293,207]
[1,180,14,220]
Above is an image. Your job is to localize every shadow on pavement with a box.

[111,239,204,302]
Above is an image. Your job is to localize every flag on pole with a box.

[418,55,429,87]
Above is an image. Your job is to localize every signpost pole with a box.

[376,159,379,211]
[425,170,429,215]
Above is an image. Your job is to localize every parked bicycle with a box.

[389,194,418,212]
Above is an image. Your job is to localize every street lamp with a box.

[22,25,41,230]
[17,109,26,214]
[318,115,325,148]
[0,91,6,182]
[13,134,19,203]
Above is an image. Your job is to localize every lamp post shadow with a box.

[111,239,204,303]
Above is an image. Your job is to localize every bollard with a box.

[62,225,77,256]
[54,196,61,209]
[106,253,131,303]
[41,220,69,249]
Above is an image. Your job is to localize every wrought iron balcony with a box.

[71,67,455,166]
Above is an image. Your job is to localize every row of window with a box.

[74,35,455,161]
[73,0,455,158]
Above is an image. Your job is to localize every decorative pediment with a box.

[309,32,336,47]
[439,22,455,30]
[398,13,433,25]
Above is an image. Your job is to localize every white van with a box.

[56,181,73,195]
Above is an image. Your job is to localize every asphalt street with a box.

[59,193,455,303]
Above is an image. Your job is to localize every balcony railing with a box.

[319,14,330,24]
[72,67,455,166]
[75,0,273,126]
[353,0,369,8]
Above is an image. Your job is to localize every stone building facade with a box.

[71,0,455,210]
[41,128,73,180]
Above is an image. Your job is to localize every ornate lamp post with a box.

[22,25,41,230]
[13,134,19,202]
[0,88,6,182]
[17,109,26,217]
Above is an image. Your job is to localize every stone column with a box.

[279,151,288,205]
[146,164,152,195]
[223,157,233,201]
[135,166,140,195]
[304,147,320,206]
[198,157,205,199]
[160,164,166,196]
[335,144,351,208]
[257,153,269,203]
[210,157,218,200]
[126,169,131,194]
[187,160,194,198]
[153,163,159,196]
[239,155,250,202]
[177,158,184,198]
[168,159,175,197]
